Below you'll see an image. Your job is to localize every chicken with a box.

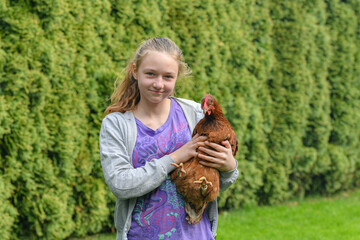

[170,94,238,224]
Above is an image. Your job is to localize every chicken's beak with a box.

[203,108,212,115]
[203,108,208,115]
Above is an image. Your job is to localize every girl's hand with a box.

[170,134,207,164]
[197,140,237,172]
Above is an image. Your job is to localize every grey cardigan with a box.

[99,97,239,240]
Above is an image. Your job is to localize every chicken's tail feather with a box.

[185,201,208,225]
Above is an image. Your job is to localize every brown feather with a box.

[171,94,238,224]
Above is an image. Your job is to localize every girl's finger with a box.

[198,152,223,163]
[221,140,231,149]
[204,141,226,152]
[199,160,220,169]
[195,136,207,143]
[198,146,222,158]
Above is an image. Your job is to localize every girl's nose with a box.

[153,77,164,89]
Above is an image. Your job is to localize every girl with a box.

[99,38,238,240]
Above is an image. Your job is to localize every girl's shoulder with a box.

[172,97,202,112]
[101,111,135,130]
[100,111,137,148]
[172,97,204,125]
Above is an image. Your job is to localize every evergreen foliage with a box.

[0,0,359,239]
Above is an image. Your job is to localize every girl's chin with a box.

[144,94,171,104]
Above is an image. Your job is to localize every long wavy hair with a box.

[104,38,191,115]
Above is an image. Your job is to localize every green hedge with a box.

[0,0,359,239]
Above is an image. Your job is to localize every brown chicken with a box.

[170,94,238,224]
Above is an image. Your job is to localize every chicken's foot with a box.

[194,176,213,186]
[170,162,186,177]
[194,177,213,195]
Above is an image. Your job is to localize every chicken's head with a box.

[201,94,215,116]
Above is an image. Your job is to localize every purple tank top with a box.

[127,98,214,240]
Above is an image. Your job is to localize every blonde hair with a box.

[104,38,191,115]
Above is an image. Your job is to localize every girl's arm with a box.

[219,161,239,192]
[100,115,205,199]
[100,116,173,199]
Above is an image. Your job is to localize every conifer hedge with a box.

[0,0,359,239]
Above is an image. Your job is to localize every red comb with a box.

[203,95,208,109]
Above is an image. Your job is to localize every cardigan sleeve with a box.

[99,114,176,200]
[219,161,239,192]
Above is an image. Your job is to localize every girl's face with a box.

[133,51,179,105]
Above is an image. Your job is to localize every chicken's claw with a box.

[194,176,213,196]
[171,162,186,177]
[194,176,213,187]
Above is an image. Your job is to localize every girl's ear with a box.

[132,63,137,80]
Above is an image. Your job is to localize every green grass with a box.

[71,189,360,240]
[217,189,360,240]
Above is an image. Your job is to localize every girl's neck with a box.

[133,98,172,130]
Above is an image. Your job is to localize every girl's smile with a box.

[133,51,179,105]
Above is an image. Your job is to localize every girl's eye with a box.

[146,72,154,76]
[165,75,174,79]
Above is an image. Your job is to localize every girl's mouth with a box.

[150,89,164,94]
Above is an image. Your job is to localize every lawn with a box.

[217,189,360,240]
[71,189,360,240]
